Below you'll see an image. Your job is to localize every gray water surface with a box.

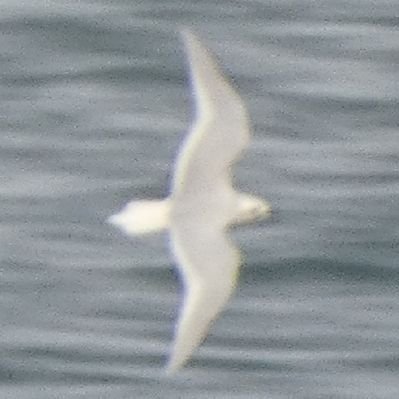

[1,1,399,398]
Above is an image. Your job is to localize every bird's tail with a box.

[108,199,171,236]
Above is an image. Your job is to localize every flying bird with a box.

[108,30,271,373]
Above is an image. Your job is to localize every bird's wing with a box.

[172,30,251,197]
[166,222,241,373]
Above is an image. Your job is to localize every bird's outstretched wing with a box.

[166,222,241,373]
[172,30,251,197]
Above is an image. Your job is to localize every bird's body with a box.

[109,30,271,373]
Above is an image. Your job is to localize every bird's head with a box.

[233,193,271,225]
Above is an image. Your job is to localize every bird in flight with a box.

[109,30,271,373]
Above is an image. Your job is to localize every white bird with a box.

[108,30,271,373]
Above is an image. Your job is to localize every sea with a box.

[1,1,399,397]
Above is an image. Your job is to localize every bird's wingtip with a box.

[164,355,183,376]
[180,27,202,50]
[180,26,195,39]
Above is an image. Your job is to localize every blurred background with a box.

[1,0,399,397]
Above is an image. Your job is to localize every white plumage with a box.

[109,30,271,373]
